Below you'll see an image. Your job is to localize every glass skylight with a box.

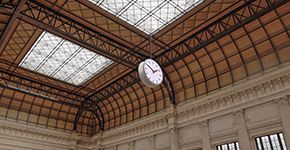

[90,0,203,34]
[20,32,113,85]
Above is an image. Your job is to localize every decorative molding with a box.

[0,120,80,146]
[102,115,168,145]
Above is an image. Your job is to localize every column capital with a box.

[275,96,290,107]
[199,120,209,128]
[149,135,154,141]
[233,110,244,120]
[170,127,178,134]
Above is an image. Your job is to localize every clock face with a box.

[138,59,163,88]
[144,59,163,85]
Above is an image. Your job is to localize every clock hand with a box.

[153,70,159,73]
[146,64,155,72]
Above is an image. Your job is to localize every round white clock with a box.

[138,59,163,88]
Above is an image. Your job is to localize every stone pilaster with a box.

[149,136,155,150]
[167,104,179,150]
[276,96,290,148]
[113,146,117,150]
[69,131,79,150]
[234,110,252,150]
[169,128,179,150]
[129,141,134,150]
[200,121,211,150]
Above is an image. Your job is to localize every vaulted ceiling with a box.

[0,0,289,136]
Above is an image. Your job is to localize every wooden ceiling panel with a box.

[0,0,288,135]
[163,5,289,105]
[0,86,78,132]
[100,81,170,130]
[0,22,37,63]
[155,0,239,46]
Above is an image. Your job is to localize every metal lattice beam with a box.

[0,83,81,108]
[0,62,84,105]
[0,69,84,106]
[0,0,17,8]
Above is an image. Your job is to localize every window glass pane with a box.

[222,144,228,150]
[270,134,281,150]
[279,133,287,150]
[262,136,271,150]
[229,143,235,150]
[216,142,239,150]
[236,142,240,150]
[257,138,263,150]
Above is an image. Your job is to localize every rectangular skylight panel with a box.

[136,0,161,11]
[96,0,130,14]
[67,55,112,84]
[157,2,182,22]
[37,57,62,75]
[91,0,204,34]
[174,0,202,10]
[70,49,95,69]
[87,56,108,71]
[139,17,164,33]
[22,53,46,70]
[36,40,80,76]
[53,64,76,80]
[20,31,113,85]
[119,4,147,24]
[68,71,91,86]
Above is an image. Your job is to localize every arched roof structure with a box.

[0,0,289,135]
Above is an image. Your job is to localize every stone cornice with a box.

[0,120,80,145]
[102,115,168,145]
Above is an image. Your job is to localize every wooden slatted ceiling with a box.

[167,2,290,102]
[155,0,240,46]
[0,0,289,135]
[0,1,17,38]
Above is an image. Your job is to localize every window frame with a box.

[255,132,287,150]
[216,141,240,150]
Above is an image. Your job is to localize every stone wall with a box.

[0,63,289,150]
